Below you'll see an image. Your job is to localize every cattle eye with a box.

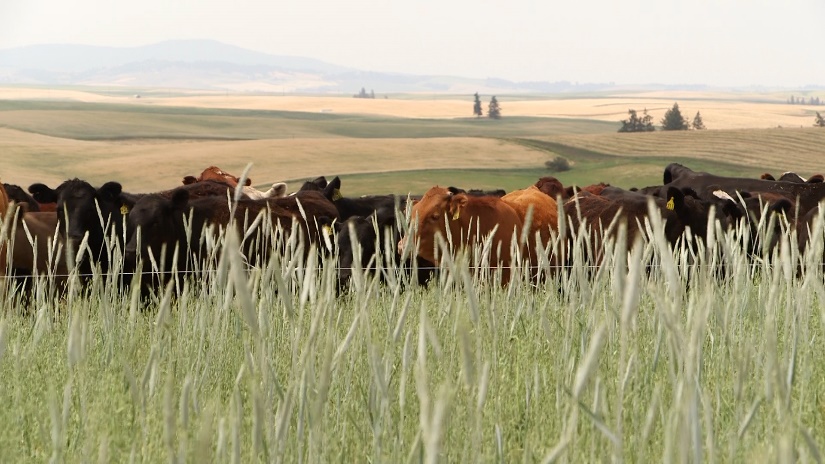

[429,213,440,221]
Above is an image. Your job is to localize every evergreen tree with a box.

[691,111,706,130]
[661,102,689,131]
[815,112,825,127]
[488,96,501,119]
[473,92,483,117]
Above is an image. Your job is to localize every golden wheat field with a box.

[1,87,820,129]
[0,128,546,191]
[1,86,824,193]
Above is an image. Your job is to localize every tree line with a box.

[788,96,822,105]
[619,103,705,132]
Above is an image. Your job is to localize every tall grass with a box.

[0,202,823,462]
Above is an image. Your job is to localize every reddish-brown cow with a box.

[182,166,252,187]
[399,186,523,283]
[501,185,558,246]
[534,176,566,200]
[10,211,69,283]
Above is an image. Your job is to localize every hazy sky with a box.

[2,0,823,87]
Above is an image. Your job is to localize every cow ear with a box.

[28,183,58,203]
[182,176,197,185]
[665,187,685,212]
[171,189,190,209]
[324,176,342,201]
[99,182,122,201]
[449,194,469,220]
[244,178,252,186]
[271,183,287,197]
[770,199,793,216]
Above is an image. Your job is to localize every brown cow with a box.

[399,186,523,283]
[182,166,252,187]
[534,176,566,200]
[182,166,287,200]
[500,185,558,245]
[10,211,69,285]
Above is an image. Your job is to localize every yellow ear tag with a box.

[452,209,460,220]
[666,198,675,211]
[332,189,343,201]
[120,204,130,215]
[322,225,332,236]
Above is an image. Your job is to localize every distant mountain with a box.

[0,39,620,94]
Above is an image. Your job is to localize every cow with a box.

[8,211,70,296]
[295,175,413,220]
[182,166,287,200]
[123,189,338,287]
[297,176,331,194]
[28,179,130,275]
[335,207,434,292]
[663,163,825,217]
[564,186,741,265]
[534,177,566,201]
[500,185,559,246]
[27,179,250,275]
[399,186,523,284]
[182,166,252,187]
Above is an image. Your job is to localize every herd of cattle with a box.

[1,163,824,297]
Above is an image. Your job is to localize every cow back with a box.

[501,185,558,244]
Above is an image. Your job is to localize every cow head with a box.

[124,189,191,270]
[661,186,742,244]
[45,180,124,245]
[534,176,565,200]
[401,187,468,264]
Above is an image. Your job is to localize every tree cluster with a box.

[815,112,825,127]
[619,103,706,132]
[472,93,502,119]
[618,109,655,132]
[353,87,375,99]
[788,96,822,105]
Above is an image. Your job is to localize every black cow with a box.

[124,189,338,285]
[29,179,130,274]
[564,186,741,265]
[335,207,434,292]
[663,163,825,217]
[27,179,251,275]
[296,175,418,220]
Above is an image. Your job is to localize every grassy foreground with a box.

[0,210,824,462]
